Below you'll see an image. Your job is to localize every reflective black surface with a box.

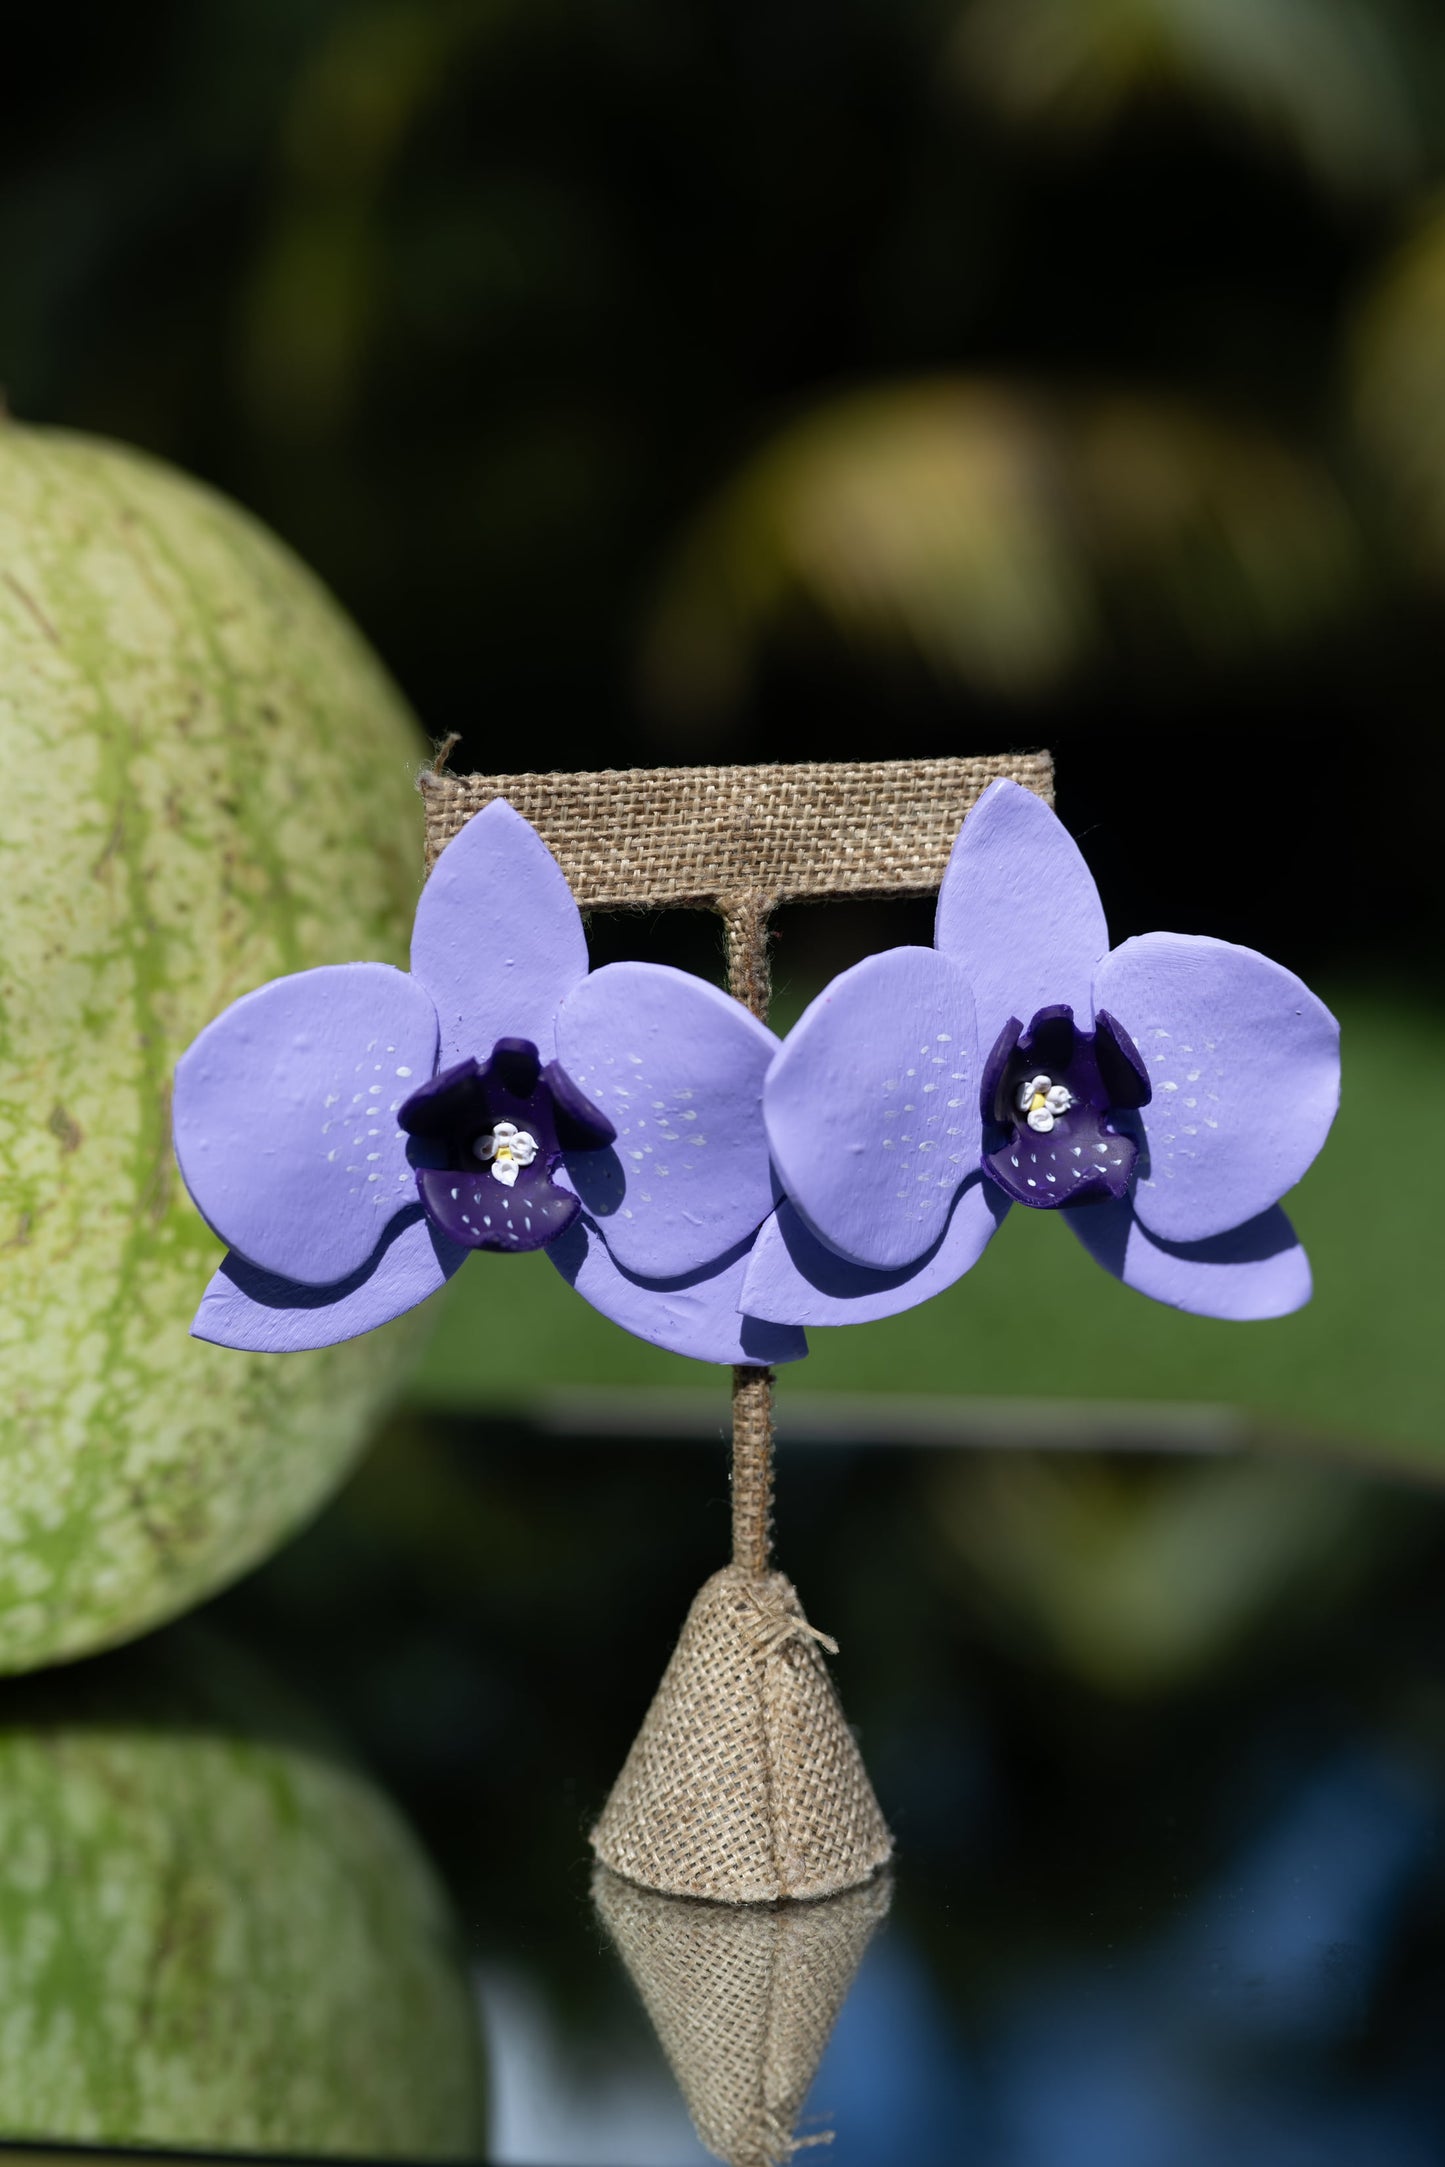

[1,1416,1443,2165]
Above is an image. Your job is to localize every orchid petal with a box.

[741,1183,1008,1326]
[1066,1198,1312,1320]
[555,962,781,1278]
[174,961,437,1287]
[763,946,978,1272]
[934,781,1109,1052]
[548,1215,807,1366]
[1093,933,1340,1243]
[192,1205,466,1351]
[410,797,588,1067]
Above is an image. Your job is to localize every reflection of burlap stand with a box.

[594,1864,892,2167]
[423,753,1053,1901]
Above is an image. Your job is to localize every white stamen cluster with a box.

[1017,1073,1074,1135]
[475,1121,538,1187]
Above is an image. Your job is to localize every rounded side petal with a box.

[174,962,438,1286]
[934,780,1109,1050]
[1094,932,1341,1243]
[548,1215,807,1367]
[192,1206,466,1352]
[555,962,781,1278]
[763,947,978,1272]
[410,798,588,1067]
[741,1182,1008,1327]
[1066,1198,1312,1320]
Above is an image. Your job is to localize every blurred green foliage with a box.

[643,380,1361,715]
[952,0,1421,196]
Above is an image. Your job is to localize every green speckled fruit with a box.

[0,1633,486,2155]
[0,424,428,1670]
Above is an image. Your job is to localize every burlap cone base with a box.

[594,1864,892,2167]
[591,1566,893,1904]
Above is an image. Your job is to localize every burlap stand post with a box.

[422,754,1053,1903]
[593,1863,892,2167]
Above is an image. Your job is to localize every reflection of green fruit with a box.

[0,1635,486,2156]
[0,424,427,1671]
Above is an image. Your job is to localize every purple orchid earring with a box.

[745,780,1340,1324]
[172,799,804,1367]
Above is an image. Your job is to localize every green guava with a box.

[0,1630,486,2156]
[0,422,430,1670]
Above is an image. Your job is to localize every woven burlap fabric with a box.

[420,752,1053,901]
[591,1568,893,1904]
[594,1865,892,2167]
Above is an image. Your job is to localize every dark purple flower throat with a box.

[979,1005,1150,1211]
[397,1038,615,1252]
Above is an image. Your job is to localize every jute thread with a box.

[594,1864,892,2167]
[422,754,1053,1901]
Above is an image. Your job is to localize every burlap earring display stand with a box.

[422,753,1053,1901]
[593,1864,893,2167]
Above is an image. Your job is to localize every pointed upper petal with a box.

[1066,1197,1312,1320]
[192,1205,466,1352]
[1093,933,1340,1244]
[547,1214,807,1366]
[554,962,781,1278]
[763,947,979,1272]
[410,798,588,1067]
[741,1182,1008,1327]
[934,781,1109,1051]
[174,962,437,1286]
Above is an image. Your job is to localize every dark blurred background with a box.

[6,0,1445,976]
[9,8,1445,2161]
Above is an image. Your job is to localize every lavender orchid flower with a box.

[173,800,804,1367]
[744,781,1339,1325]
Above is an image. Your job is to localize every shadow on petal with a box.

[561,1144,628,1218]
[548,1217,807,1366]
[1068,1198,1312,1321]
[743,1181,1009,1327]
[195,1205,469,1352]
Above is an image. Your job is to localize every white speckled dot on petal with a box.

[174,962,438,1287]
[1094,932,1340,1245]
[764,946,980,1273]
[554,961,781,1279]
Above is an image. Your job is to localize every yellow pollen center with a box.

[1028,1091,1048,1116]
